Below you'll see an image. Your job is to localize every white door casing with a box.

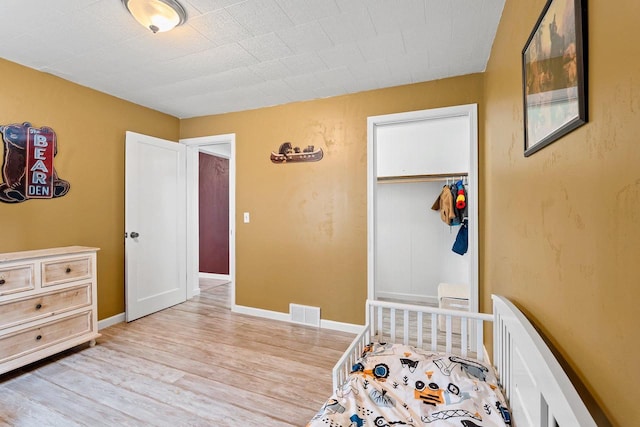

[367,104,479,313]
[181,134,236,308]
[125,131,187,321]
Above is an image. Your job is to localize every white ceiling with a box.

[0,0,505,119]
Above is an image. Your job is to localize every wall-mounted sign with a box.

[270,142,323,164]
[0,122,70,203]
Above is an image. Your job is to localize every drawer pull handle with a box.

[35,303,42,310]
[0,279,5,285]
[65,267,72,273]
[36,335,42,341]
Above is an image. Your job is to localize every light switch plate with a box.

[243,212,250,223]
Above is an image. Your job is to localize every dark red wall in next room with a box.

[199,153,229,274]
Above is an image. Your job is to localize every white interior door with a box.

[125,131,186,321]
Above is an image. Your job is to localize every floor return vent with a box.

[289,304,321,327]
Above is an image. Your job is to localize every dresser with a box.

[0,246,100,375]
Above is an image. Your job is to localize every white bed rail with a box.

[332,299,493,391]
[493,295,597,427]
[331,323,372,391]
[330,296,599,426]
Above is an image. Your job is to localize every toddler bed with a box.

[308,296,596,427]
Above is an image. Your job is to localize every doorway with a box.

[181,134,236,307]
[198,150,230,280]
[367,105,479,312]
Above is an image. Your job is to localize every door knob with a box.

[130,232,140,238]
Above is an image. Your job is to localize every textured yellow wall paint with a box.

[1,3,632,421]
[483,1,639,425]
[0,58,179,320]
[181,75,484,325]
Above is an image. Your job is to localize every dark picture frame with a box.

[522,0,588,157]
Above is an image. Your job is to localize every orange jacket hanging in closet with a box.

[431,185,455,225]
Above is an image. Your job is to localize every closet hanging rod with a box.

[377,173,468,184]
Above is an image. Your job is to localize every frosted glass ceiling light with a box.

[122,0,187,33]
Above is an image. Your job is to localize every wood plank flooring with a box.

[0,282,355,426]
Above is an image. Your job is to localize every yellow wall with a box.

[4,3,634,420]
[483,0,639,425]
[0,58,179,320]
[181,74,483,325]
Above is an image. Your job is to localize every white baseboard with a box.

[232,305,290,322]
[376,291,438,305]
[100,305,362,335]
[321,319,365,334]
[232,304,362,334]
[192,287,201,296]
[98,312,125,330]
[199,272,230,281]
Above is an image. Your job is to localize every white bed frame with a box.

[332,296,596,427]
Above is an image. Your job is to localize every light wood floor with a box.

[0,282,355,426]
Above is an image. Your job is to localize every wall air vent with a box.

[289,303,321,327]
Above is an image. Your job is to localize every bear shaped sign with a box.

[0,122,70,203]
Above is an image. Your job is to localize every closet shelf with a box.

[377,173,468,184]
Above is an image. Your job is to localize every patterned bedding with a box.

[308,343,511,427]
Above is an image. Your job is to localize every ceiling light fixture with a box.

[122,0,187,33]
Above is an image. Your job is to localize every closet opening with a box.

[367,105,479,313]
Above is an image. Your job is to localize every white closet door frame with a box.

[367,104,479,313]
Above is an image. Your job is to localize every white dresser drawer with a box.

[0,284,91,330]
[0,264,35,296]
[0,246,100,375]
[0,311,92,364]
[42,255,92,287]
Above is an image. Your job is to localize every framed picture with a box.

[522,0,588,157]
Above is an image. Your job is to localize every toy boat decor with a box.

[270,142,323,164]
